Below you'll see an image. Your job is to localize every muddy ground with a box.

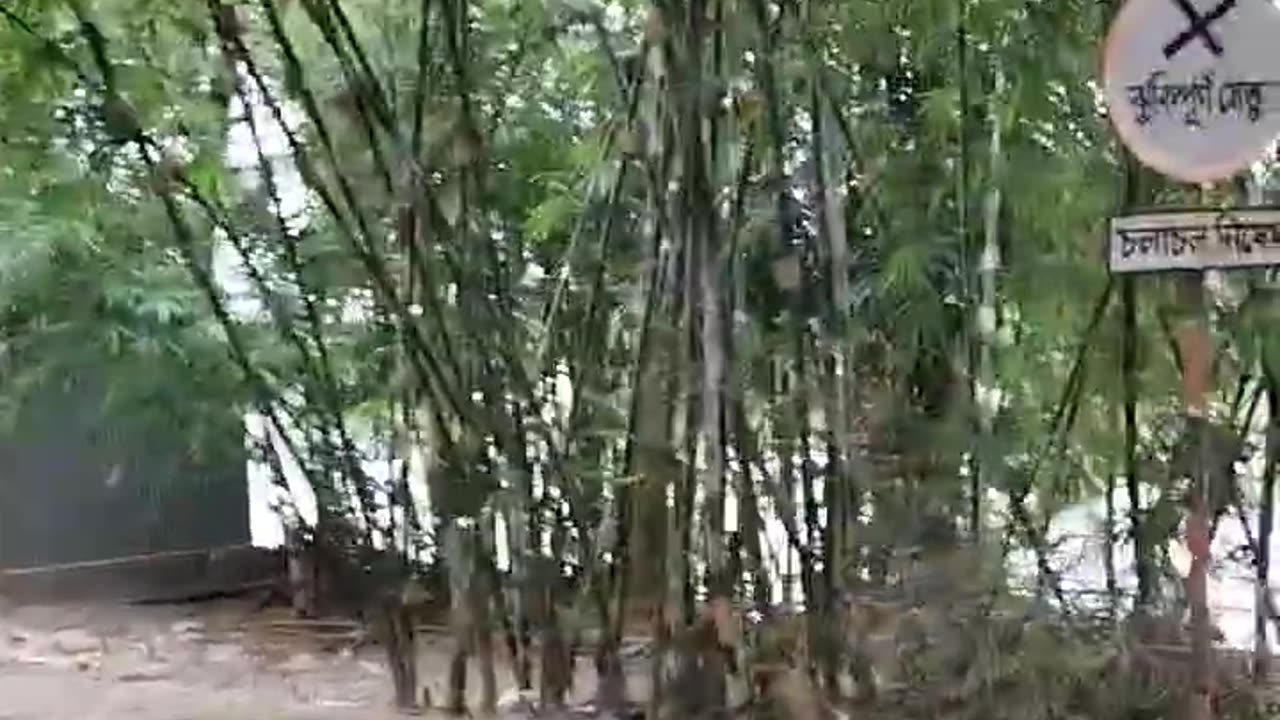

[0,597,623,720]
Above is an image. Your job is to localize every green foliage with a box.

[0,0,1274,713]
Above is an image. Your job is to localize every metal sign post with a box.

[1102,0,1280,716]
[1177,266,1214,720]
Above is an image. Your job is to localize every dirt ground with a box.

[0,597,604,720]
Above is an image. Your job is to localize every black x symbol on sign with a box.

[1163,0,1238,59]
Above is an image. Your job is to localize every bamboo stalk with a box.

[1256,372,1277,681]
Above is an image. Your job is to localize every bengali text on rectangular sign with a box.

[1109,208,1280,273]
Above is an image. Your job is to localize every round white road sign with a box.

[1103,0,1280,183]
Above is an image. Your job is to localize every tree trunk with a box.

[692,50,728,626]
[679,314,699,628]
[732,399,773,614]
[1105,472,1119,621]
[794,330,819,681]
[649,502,670,720]
[494,498,531,692]
[955,0,981,538]
[532,562,573,709]
[812,83,847,697]
[482,552,528,696]
[477,577,498,714]
[1257,374,1278,681]
[447,600,471,714]
[509,405,535,692]
[448,636,469,716]
[975,58,1004,539]
[781,408,798,607]
[381,597,420,710]
[443,521,497,715]
[724,135,767,618]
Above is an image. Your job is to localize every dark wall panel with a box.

[0,378,247,569]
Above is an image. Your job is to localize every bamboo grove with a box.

[1,0,1280,718]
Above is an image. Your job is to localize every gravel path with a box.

[0,598,671,719]
[0,600,456,719]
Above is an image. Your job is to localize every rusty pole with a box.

[1176,267,1214,720]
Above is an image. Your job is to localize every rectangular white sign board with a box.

[1109,208,1280,273]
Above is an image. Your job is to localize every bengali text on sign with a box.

[1124,70,1270,128]
[1109,209,1280,273]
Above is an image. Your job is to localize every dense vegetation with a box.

[1,0,1279,717]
